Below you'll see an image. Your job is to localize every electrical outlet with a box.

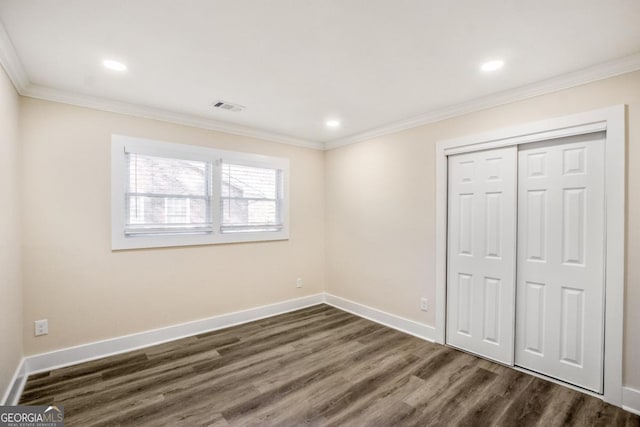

[35,319,48,336]
[420,298,428,312]
[296,278,303,288]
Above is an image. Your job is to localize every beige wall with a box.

[20,98,325,355]
[325,70,640,389]
[10,69,640,393]
[0,65,22,397]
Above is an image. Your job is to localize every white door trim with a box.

[434,105,626,406]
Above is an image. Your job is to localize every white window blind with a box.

[112,135,289,249]
[125,153,213,235]
[220,162,283,233]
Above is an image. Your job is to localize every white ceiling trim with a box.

[1,18,639,152]
[22,84,323,150]
[325,52,640,150]
[0,21,322,151]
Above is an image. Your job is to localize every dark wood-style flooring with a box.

[20,304,639,426]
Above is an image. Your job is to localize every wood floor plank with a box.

[453,367,534,426]
[221,332,415,422]
[18,304,639,426]
[410,367,498,426]
[247,351,419,426]
[493,376,557,426]
[344,376,425,426]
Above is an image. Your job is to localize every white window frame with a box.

[111,134,290,250]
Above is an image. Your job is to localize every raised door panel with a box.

[525,190,547,262]
[484,193,502,258]
[562,188,585,265]
[560,287,585,366]
[458,194,474,256]
[523,281,546,356]
[456,273,473,336]
[482,277,501,344]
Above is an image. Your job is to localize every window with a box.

[220,163,283,233]
[126,153,213,235]
[112,135,289,249]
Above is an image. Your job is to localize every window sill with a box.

[111,230,290,250]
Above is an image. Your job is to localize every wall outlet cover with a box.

[35,319,48,336]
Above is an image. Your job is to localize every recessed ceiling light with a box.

[480,59,504,72]
[103,59,127,72]
[326,120,341,128]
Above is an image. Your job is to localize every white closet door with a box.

[446,147,517,364]
[515,133,605,392]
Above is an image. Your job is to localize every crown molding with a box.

[1,16,639,152]
[325,52,640,150]
[0,20,322,151]
[22,84,323,150]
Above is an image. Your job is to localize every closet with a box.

[446,132,605,393]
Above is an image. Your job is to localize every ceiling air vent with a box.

[211,100,245,112]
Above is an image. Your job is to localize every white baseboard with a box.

[1,358,27,405]
[21,293,324,378]
[3,292,435,405]
[4,291,635,415]
[324,293,436,342]
[623,386,640,416]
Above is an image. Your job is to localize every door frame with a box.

[434,105,626,406]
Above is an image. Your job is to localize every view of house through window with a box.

[112,135,290,249]
[221,163,283,233]
[125,153,213,235]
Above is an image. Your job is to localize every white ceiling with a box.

[1,0,639,147]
